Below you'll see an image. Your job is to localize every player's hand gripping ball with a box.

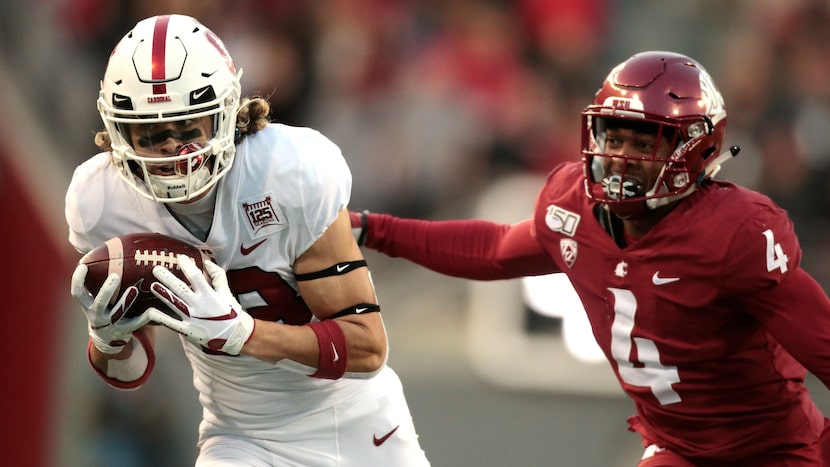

[79,233,208,319]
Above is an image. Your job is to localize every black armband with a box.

[330,303,381,319]
[294,260,368,281]
[357,210,369,246]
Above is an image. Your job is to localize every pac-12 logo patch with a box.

[560,238,578,268]
[240,192,285,238]
[545,204,580,237]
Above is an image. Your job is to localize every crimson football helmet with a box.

[581,51,735,218]
[98,14,242,203]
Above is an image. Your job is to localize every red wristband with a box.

[88,331,155,390]
[307,320,348,379]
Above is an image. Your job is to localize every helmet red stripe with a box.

[151,15,170,94]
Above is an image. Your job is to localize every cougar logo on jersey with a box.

[560,238,578,268]
[240,192,286,238]
[614,261,628,278]
[545,204,580,237]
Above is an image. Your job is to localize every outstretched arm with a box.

[356,212,560,280]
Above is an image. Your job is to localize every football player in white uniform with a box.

[66,14,429,466]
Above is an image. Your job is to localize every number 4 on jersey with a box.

[604,230,789,407]
[609,288,681,405]
[763,229,788,274]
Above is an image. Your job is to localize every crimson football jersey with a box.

[532,162,829,461]
[365,160,830,462]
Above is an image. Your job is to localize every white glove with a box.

[149,255,254,355]
[71,264,151,354]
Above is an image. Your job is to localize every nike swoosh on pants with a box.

[373,425,400,446]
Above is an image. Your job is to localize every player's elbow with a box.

[349,334,387,373]
[341,316,388,373]
[362,347,388,373]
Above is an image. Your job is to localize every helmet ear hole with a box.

[701,147,716,160]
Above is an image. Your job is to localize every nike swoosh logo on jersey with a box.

[240,238,268,255]
[652,272,680,285]
[373,425,400,446]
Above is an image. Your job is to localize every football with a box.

[79,232,208,318]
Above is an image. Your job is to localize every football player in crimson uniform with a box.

[351,51,830,465]
[66,14,429,466]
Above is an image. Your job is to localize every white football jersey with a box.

[65,124,415,454]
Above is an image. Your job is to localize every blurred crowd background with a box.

[3,0,830,466]
[8,0,830,279]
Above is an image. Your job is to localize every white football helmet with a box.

[98,14,243,203]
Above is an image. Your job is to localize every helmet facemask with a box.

[103,91,240,202]
[126,139,212,202]
[583,114,719,218]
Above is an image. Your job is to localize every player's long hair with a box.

[94,96,271,151]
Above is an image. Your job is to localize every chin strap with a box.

[645,145,741,211]
[645,184,696,211]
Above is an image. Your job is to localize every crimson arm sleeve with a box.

[744,267,830,388]
[363,213,559,280]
